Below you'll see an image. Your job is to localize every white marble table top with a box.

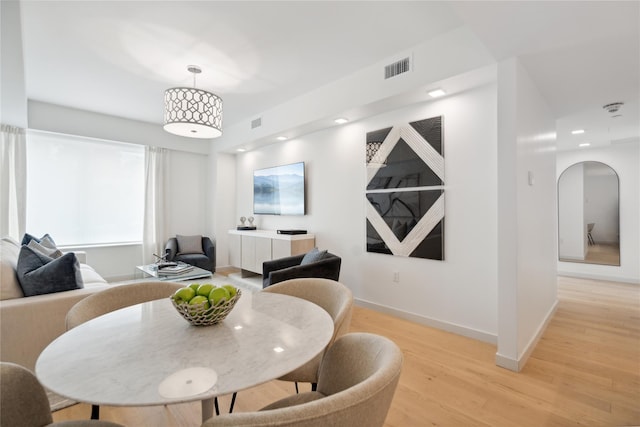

[36,292,334,411]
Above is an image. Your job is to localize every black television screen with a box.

[253,162,305,215]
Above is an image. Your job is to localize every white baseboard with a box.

[495,299,558,372]
[354,298,497,344]
[558,271,640,285]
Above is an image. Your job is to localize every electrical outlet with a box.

[393,272,400,283]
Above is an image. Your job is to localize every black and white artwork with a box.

[365,116,444,260]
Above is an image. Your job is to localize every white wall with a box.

[28,101,209,155]
[557,143,640,284]
[211,151,237,267]
[0,0,28,128]
[227,82,500,343]
[496,58,558,371]
[558,163,586,260]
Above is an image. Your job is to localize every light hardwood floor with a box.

[52,276,640,426]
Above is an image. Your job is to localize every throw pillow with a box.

[21,233,56,246]
[39,235,58,250]
[27,239,63,259]
[176,235,204,255]
[300,247,328,265]
[16,246,83,297]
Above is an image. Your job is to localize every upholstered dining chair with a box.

[222,278,353,414]
[263,278,353,392]
[200,332,403,427]
[66,281,184,330]
[65,281,184,419]
[0,362,124,427]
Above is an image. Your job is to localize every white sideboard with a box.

[228,230,316,274]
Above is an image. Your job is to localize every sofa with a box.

[0,237,111,370]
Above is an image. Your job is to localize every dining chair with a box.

[262,278,354,392]
[65,281,184,330]
[0,362,124,427]
[65,281,184,419]
[221,278,352,414]
[200,332,403,427]
[587,222,596,245]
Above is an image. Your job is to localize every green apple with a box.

[222,284,237,298]
[173,287,196,303]
[189,283,201,291]
[189,295,210,310]
[209,287,231,306]
[197,283,215,297]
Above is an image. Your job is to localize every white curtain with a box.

[142,146,167,264]
[0,124,26,240]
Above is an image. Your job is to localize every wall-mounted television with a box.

[253,162,305,215]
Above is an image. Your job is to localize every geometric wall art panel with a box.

[365,116,444,260]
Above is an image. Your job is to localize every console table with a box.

[228,229,315,274]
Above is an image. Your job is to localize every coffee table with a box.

[36,292,334,423]
[136,263,212,281]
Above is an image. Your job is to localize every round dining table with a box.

[36,290,334,423]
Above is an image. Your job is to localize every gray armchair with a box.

[262,251,341,288]
[165,235,216,273]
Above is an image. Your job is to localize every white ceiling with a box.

[19,1,639,151]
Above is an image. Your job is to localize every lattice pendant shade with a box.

[163,66,223,139]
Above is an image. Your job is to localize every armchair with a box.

[165,235,216,273]
[262,250,341,288]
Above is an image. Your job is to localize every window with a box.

[26,130,144,246]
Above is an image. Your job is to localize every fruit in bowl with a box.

[171,283,241,326]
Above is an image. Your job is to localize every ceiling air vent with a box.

[384,57,411,80]
[251,117,262,129]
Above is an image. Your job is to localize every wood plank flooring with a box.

[52,276,640,426]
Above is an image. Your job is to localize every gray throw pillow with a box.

[300,248,328,265]
[27,239,63,259]
[21,233,55,246]
[16,246,83,297]
[176,235,204,254]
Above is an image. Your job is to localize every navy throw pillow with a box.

[16,246,83,297]
[300,248,328,265]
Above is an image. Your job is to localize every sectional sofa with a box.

[0,237,111,370]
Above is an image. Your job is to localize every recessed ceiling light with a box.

[428,89,446,98]
[571,129,585,135]
[276,136,288,141]
[236,148,246,152]
[334,118,349,124]
[579,143,591,148]
[273,346,284,353]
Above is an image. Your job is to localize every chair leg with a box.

[311,382,317,392]
[91,404,100,419]
[294,382,299,394]
[229,392,237,413]
[214,397,220,416]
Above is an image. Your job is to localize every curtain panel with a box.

[0,124,26,240]
[142,146,167,264]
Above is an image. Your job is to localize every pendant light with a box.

[164,65,223,139]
